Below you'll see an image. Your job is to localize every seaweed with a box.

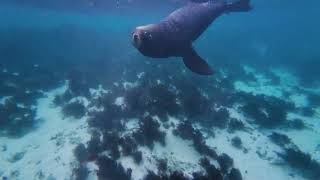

[62,100,86,119]
[288,119,305,130]
[124,82,180,121]
[157,158,168,173]
[0,98,37,137]
[133,116,166,149]
[88,102,123,131]
[269,132,320,179]
[179,86,210,119]
[96,156,132,180]
[207,108,230,128]
[199,157,223,180]
[282,148,320,179]
[174,121,217,159]
[101,131,121,160]
[71,164,89,180]
[240,94,294,128]
[231,136,242,149]
[226,168,243,180]
[73,143,88,163]
[132,151,143,164]
[119,136,138,156]
[299,107,315,117]
[268,132,291,148]
[86,131,102,160]
[228,118,245,133]
[217,153,234,174]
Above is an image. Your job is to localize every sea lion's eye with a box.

[143,31,152,40]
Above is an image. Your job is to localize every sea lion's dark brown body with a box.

[132,0,251,75]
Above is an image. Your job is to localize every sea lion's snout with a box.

[132,31,142,49]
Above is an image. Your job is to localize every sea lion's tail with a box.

[227,0,252,12]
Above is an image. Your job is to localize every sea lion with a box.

[131,0,252,75]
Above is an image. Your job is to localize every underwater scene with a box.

[0,0,320,180]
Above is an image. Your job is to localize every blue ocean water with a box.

[0,1,320,180]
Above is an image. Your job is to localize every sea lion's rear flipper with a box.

[182,47,214,75]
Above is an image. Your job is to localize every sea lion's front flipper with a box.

[182,47,214,75]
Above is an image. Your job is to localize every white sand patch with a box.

[69,96,90,107]
[289,94,309,108]
[119,117,203,180]
[0,96,12,105]
[137,72,145,79]
[87,162,99,180]
[0,84,91,180]
[123,81,138,90]
[281,113,320,161]
[234,81,283,98]
[89,85,109,98]
[235,66,300,98]
[271,69,299,88]
[206,128,305,180]
[114,96,126,109]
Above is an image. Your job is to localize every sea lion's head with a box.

[131,25,154,51]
